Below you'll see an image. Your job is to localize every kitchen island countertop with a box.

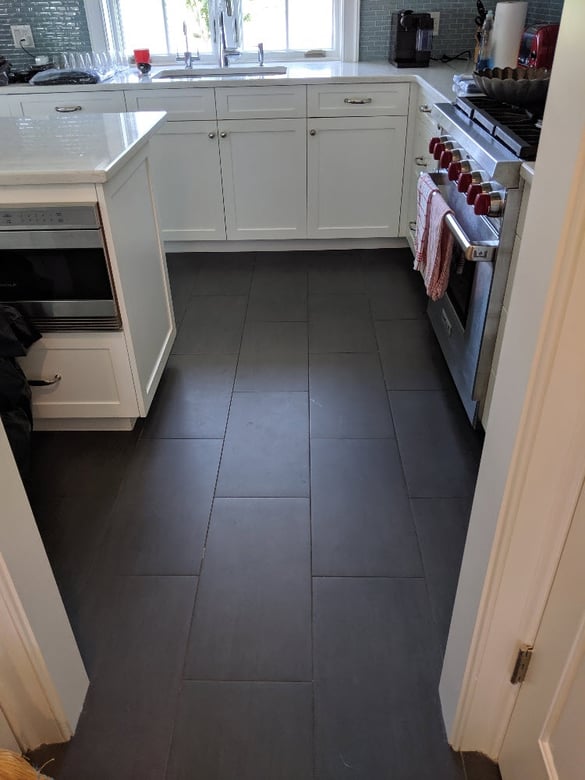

[0,110,166,185]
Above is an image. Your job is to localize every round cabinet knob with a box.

[309,129,317,136]
[208,132,216,139]
[219,131,227,138]
[474,191,504,216]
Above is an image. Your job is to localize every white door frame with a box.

[440,0,585,758]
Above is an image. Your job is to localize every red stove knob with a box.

[433,143,446,160]
[440,150,453,167]
[448,162,462,180]
[467,182,492,205]
[457,172,473,192]
[429,137,441,153]
[474,191,504,216]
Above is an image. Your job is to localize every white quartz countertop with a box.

[0,59,473,103]
[0,111,166,185]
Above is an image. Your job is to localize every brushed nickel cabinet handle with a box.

[419,104,432,113]
[29,373,62,387]
[55,105,83,113]
[415,156,428,167]
[344,97,373,105]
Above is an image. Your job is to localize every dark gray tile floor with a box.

[27,248,485,780]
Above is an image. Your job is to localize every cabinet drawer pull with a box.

[29,373,62,387]
[309,129,317,136]
[409,221,417,231]
[344,97,373,105]
[55,105,83,113]
[415,156,428,167]
[219,131,228,138]
[419,104,432,113]
[208,131,216,139]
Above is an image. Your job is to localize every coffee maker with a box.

[389,10,434,67]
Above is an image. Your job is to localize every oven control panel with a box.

[0,205,100,230]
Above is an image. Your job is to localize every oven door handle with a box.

[444,212,499,262]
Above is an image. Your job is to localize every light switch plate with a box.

[430,12,440,36]
[11,24,35,48]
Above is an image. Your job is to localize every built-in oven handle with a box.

[443,212,498,262]
[28,374,62,387]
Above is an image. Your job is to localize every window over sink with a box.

[85,0,359,63]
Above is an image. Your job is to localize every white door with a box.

[149,120,226,241]
[307,115,407,239]
[218,118,307,241]
[499,477,585,779]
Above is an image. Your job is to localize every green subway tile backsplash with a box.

[0,0,91,69]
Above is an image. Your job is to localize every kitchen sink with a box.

[153,65,287,79]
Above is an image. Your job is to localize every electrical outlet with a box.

[10,24,35,48]
[430,11,440,36]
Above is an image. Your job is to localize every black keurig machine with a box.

[390,9,434,67]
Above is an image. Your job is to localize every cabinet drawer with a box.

[16,91,126,117]
[308,83,409,117]
[17,333,138,419]
[215,86,306,119]
[124,87,216,120]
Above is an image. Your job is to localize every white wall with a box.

[440,0,585,751]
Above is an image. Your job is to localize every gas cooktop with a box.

[454,95,541,161]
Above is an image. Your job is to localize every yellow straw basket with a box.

[0,750,52,779]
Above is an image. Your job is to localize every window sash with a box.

[84,0,359,62]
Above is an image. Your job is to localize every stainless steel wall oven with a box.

[0,204,121,332]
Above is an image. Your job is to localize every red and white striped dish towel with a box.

[414,172,455,301]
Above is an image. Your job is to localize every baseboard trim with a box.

[164,237,409,254]
[33,417,137,431]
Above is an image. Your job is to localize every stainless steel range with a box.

[424,96,540,427]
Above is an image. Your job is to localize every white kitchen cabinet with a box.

[405,86,441,250]
[308,83,410,117]
[149,120,226,241]
[18,332,139,422]
[215,85,306,119]
[219,118,306,240]
[307,115,407,239]
[15,90,126,117]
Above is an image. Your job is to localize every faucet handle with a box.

[258,42,264,66]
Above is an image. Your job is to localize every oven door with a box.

[424,174,500,427]
[0,229,120,331]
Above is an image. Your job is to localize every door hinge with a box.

[510,644,534,684]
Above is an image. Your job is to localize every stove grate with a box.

[455,96,540,160]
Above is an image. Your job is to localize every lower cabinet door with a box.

[17,332,139,420]
[307,115,408,239]
[218,118,307,240]
[149,120,226,241]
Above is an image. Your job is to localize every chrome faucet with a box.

[257,42,264,66]
[180,21,200,68]
[217,9,240,67]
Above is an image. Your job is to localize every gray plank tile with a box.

[185,498,311,680]
[144,354,237,438]
[217,392,309,497]
[390,390,482,498]
[309,293,377,353]
[235,321,308,391]
[411,498,473,652]
[313,577,462,780]
[190,252,255,296]
[308,249,366,294]
[172,295,247,354]
[248,254,307,321]
[364,248,428,320]
[166,253,198,325]
[166,682,313,780]
[462,752,503,780]
[309,353,394,438]
[108,438,222,575]
[311,439,422,576]
[376,319,451,389]
[60,576,196,780]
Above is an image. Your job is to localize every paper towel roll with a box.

[491,1,528,68]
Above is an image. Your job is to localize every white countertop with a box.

[0,59,473,102]
[0,110,166,185]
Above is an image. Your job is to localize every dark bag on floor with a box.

[0,305,42,478]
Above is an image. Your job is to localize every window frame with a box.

[84,0,360,63]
